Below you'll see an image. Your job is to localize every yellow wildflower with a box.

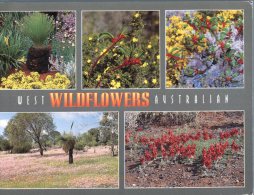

[142,62,148,68]
[87,59,91,63]
[147,44,152,49]
[18,56,26,63]
[170,16,181,24]
[134,13,140,18]
[152,79,157,84]
[88,37,93,41]
[110,80,121,89]
[103,67,110,73]
[100,48,107,55]
[96,74,101,81]
[132,37,138,43]
[4,36,9,46]
[143,79,148,84]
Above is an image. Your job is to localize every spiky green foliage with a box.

[21,13,54,47]
[0,13,31,76]
[0,31,28,76]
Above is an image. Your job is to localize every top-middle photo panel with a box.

[82,11,160,89]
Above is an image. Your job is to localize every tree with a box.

[60,134,76,164]
[43,130,61,147]
[4,118,32,153]
[99,112,118,156]
[5,113,55,156]
[0,136,12,152]
[88,128,100,143]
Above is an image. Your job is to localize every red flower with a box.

[152,146,158,159]
[111,58,141,72]
[125,132,130,144]
[222,22,226,28]
[192,35,198,44]
[237,58,243,65]
[111,34,126,43]
[161,145,167,158]
[202,130,210,140]
[145,150,152,161]
[140,157,145,165]
[206,19,211,29]
[219,41,225,49]
[231,140,239,151]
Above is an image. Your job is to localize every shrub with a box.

[0,138,12,151]
[82,11,159,88]
[74,141,85,151]
[166,10,243,88]
[0,31,26,75]
[20,13,54,47]
[50,12,76,88]
[0,71,71,89]
[12,143,31,153]
[0,13,31,76]
[135,112,197,127]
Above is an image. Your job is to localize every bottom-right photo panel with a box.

[125,111,244,188]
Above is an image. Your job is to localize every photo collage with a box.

[0,4,251,193]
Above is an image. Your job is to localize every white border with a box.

[81,10,161,90]
[0,10,78,91]
[0,111,120,190]
[164,9,245,89]
[124,110,245,189]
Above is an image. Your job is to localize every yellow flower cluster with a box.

[166,14,208,88]
[0,71,71,89]
[166,16,192,88]
[110,79,121,89]
[217,10,242,30]
[217,10,242,22]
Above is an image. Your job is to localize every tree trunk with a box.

[40,147,43,156]
[69,148,73,164]
[38,143,43,156]
[111,144,115,157]
[27,46,50,73]
[111,132,115,157]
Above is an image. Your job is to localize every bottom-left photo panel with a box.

[0,112,119,189]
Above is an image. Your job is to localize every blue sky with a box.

[0,112,104,136]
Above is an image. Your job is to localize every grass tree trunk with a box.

[69,148,73,164]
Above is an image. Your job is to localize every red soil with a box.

[8,63,59,81]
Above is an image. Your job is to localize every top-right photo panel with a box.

[165,10,244,88]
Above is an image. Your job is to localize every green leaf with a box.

[98,32,114,40]
[225,43,231,49]
[211,26,217,31]
[200,34,205,39]
[115,46,127,57]
[226,69,231,76]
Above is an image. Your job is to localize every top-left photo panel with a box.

[0,11,76,90]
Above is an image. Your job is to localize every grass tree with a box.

[21,12,54,73]
[60,134,76,164]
